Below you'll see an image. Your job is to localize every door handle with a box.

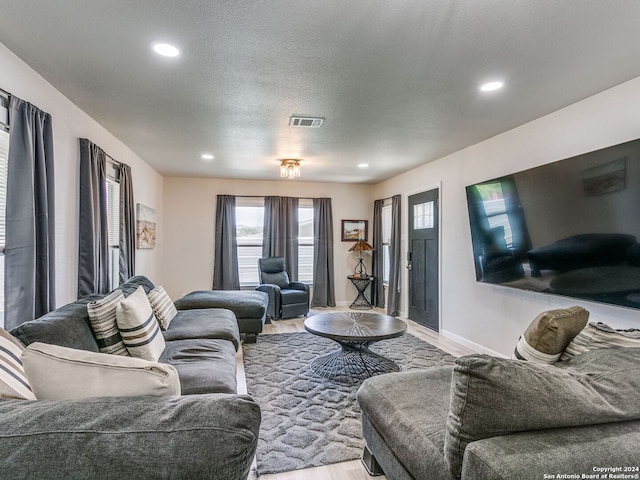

[406,264,412,270]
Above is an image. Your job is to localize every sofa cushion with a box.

[262,271,290,289]
[0,328,36,400]
[10,294,103,352]
[0,394,260,480]
[22,342,180,400]
[147,285,177,330]
[160,339,238,394]
[87,289,129,356]
[513,306,588,363]
[163,309,240,350]
[561,321,640,360]
[444,348,640,479]
[358,368,456,480]
[116,286,165,361]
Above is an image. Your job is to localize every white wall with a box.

[162,177,373,305]
[374,76,640,357]
[0,42,164,308]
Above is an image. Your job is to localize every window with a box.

[235,198,314,286]
[382,204,392,285]
[0,94,9,326]
[474,182,513,246]
[106,170,120,290]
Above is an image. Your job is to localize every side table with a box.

[348,275,375,309]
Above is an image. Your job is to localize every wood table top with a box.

[304,311,407,342]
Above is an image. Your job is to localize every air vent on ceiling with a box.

[289,116,324,128]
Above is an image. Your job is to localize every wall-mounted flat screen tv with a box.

[466,137,640,310]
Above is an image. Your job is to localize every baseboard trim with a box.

[440,329,508,358]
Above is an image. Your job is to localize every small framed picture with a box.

[341,219,368,242]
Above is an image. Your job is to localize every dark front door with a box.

[408,189,439,331]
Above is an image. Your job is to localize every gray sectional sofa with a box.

[357,347,640,480]
[3,275,260,480]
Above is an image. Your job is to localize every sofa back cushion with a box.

[444,348,640,479]
[10,295,103,352]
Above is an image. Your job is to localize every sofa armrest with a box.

[462,420,640,480]
[0,394,261,480]
[256,284,281,319]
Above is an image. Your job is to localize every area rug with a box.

[242,330,456,475]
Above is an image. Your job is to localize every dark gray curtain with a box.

[77,138,108,297]
[117,163,135,283]
[262,196,299,280]
[4,96,56,329]
[371,199,385,308]
[213,195,240,290]
[311,198,335,307]
[387,195,401,317]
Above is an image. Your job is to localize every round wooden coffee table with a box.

[304,311,407,383]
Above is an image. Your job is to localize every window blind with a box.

[0,131,9,253]
[106,177,120,247]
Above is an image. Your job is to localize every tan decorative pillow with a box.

[147,286,177,330]
[22,342,180,400]
[513,306,589,363]
[116,286,166,361]
[561,322,640,360]
[0,328,36,400]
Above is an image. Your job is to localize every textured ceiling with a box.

[2,1,640,183]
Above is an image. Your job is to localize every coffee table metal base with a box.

[310,340,400,384]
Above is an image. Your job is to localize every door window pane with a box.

[413,201,434,230]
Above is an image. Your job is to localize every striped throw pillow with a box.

[116,286,165,361]
[87,290,130,356]
[561,322,640,360]
[0,328,36,400]
[147,286,177,330]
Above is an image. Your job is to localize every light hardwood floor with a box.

[238,308,474,480]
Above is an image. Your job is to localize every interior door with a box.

[407,189,439,331]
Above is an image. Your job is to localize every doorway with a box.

[407,189,439,331]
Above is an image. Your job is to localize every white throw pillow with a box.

[147,286,177,330]
[116,286,166,361]
[87,289,129,356]
[22,342,180,400]
[0,328,36,400]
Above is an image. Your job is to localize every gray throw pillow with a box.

[444,348,640,479]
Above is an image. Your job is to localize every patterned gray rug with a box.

[242,330,456,475]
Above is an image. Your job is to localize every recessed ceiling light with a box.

[152,42,180,57]
[201,154,214,161]
[479,81,504,92]
[358,163,369,168]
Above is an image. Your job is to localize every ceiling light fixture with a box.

[358,163,369,168]
[479,81,504,92]
[201,154,214,160]
[280,159,301,179]
[152,42,180,57]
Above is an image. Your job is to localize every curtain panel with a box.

[213,195,240,290]
[311,198,335,307]
[77,138,109,297]
[371,199,385,308]
[4,95,56,330]
[262,196,299,280]
[387,194,401,317]
[117,163,136,283]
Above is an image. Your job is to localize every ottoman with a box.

[174,290,269,343]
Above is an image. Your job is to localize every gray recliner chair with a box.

[255,257,310,320]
